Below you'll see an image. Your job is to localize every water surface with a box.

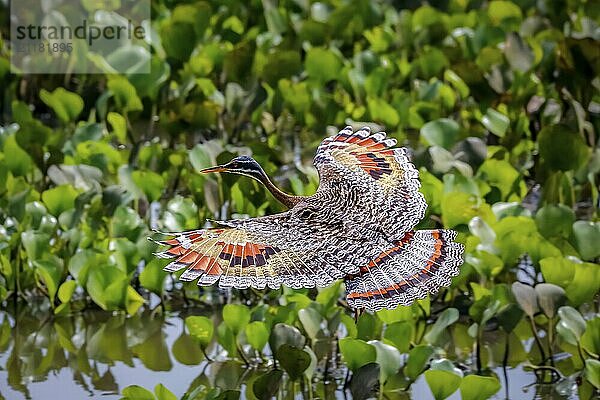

[0,300,579,400]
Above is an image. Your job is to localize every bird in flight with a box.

[151,126,464,311]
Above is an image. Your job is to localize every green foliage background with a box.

[0,0,599,399]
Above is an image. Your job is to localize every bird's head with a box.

[200,155,266,181]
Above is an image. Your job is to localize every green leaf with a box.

[467,250,504,278]
[269,323,306,354]
[368,340,402,383]
[460,375,501,400]
[338,338,377,372]
[160,21,195,62]
[572,221,600,261]
[444,70,469,98]
[57,280,77,303]
[39,88,84,123]
[441,191,490,228]
[185,316,214,348]
[41,184,80,216]
[172,333,204,365]
[383,321,413,353]
[585,359,600,389]
[496,303,523,333]
[129,56,171,100]
[405,345,434,380]
[154,384,177,400]
[430,359,463,376]
[189,144,213,173]
[298,308,322,340]
[126,286,145,315]
[581,318,600,356]
[222,304,251,336]
[3,134,33,176]
[481,108,509,137]
[316,280,342,310]
[107,112,127,143]
[534,283,565,319]
[20,231,50,261]
[415,47,449,78]
[564,262,600,306]
[252,369,283,400]
[349,363,380,400]
[245,321,269,351]
[377,305,415,324]
[368,97,400,126]
[535,205,575,238]
[504,32,534,72]
[131,170,165,202]
[34,258,63,303]
[557,306,586,346]
[340,313,358,339]
[122,385,155,400]
[86,266,128,311]
[424,308,459,344]
[275,344,311,381]
[305,47,342,82]
[259,50,302,86]
[425,370,462,400]
[420,118,460,149]
[540,257,576,287]
[476,159,521,200]
[68,249,106,286]
[218,323,237,356]
[356,312,382,341]
[139,259,168,295]
[111,206,143,239]
[487,1,522,25]
[278,80,310,113]
[108,76,143,112]
[511,282,538,318]
[163,196,200,231]
[538,125,591,172]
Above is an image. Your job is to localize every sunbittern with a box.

[151,126,464,311]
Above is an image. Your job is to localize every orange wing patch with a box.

[151,228,282,286]
[320,127,403,184]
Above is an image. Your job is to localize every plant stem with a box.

[306,376,313,400]
[548,317,554,366]
[476,329,482,373]
[201,346,213,362]
[503,332,510,400]
[503,331,510,368]
[237,343,250,366]
[528,316,546,363]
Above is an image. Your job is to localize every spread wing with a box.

[344,230,463,312]
[313,126,427,240]
[151,212,368,290]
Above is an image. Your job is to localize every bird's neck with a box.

[255,173,303,209]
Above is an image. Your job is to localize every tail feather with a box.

[344,230,463,312]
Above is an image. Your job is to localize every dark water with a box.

[0,300,580,400]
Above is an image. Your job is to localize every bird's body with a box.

[152,126,464,311]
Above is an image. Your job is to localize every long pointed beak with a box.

[200,165,227,174]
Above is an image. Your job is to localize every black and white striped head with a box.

[200,155,266,182]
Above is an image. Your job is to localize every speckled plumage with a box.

[152,126,464,311]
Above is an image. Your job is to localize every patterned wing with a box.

[152,212,367,290]
[314,126,427,239]
[344,230,464,312]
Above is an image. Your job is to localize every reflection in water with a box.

[0,300,578,400]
